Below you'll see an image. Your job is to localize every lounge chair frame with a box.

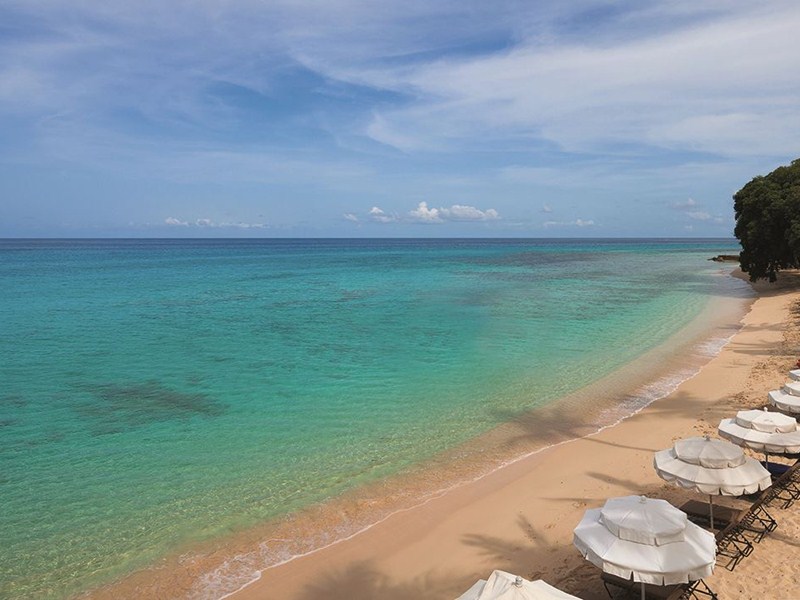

[714,519,753,571]
[762,460,800,509]
[737,496,777,542]
[600,572,717,600]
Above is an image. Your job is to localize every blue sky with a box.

[1,0,798,237]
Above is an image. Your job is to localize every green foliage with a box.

[734,158,800,281]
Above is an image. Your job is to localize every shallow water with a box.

[0,238,744,598]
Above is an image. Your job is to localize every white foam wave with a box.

[595,331,737,426]
[695,331,738,357]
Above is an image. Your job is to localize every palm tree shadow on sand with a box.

[295,561,457,600]
[460,514,608,600]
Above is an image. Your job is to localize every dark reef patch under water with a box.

[75,381,225,433]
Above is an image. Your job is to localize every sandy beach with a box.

[226,273,800,600]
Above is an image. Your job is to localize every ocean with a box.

[0,238,748,598]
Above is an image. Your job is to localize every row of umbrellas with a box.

[459,488,723,600]
[456,367,800,600]
[767,369,800,413]
[456,435,772,599]
[574,369,800,596]
[458,493,721,600]
[573,435,770,600]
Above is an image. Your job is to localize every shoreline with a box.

[223,272,800,600]
[83,267,758,600]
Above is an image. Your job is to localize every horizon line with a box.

[0,236,739,241]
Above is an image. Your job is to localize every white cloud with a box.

[439,204,499,221]
[369,206,397,223]
[406,202,499,223]
[0,1,785,237]
[365,202,500,224]
[408,201,443,223]
[336,3,800,158]
[10,1,798,164]
[343,212,359,223]
[219,221,266,229]
[543,218,595,228]
[686,211,711,221]
[671,196,729,225]
[164,217,265,229]
[673,198,698,210]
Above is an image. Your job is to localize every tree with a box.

[734,158,800,281]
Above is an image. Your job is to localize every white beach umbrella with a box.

[654,436,771,529]
[455,570,579,600]
[573,496,715,600]
[718,408,800,461]
[768,380,800,414]
[789,369,800,382]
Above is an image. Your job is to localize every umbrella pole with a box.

[641,581,646,600]
[709,495,714,530]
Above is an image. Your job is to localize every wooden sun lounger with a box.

[658,480,785,577]
[761,460,800,509]
[714,519,753,571]
[738,495,777,542]
[679,500,754,571]
[679,500,742,530]
[600,572,717,600]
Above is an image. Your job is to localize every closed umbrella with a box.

[573,495,715,600]
[455,570,579,600]
[654,436,771,529]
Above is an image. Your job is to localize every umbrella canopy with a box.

[455,570,580,600]
[769,382,800,414]
[784,381,800,396]
[573,496,715,586]
[790,369,800,382]
[654,436,771,496]
[735,408,797,433]
[719,408,800,454]
[654,435,771,529]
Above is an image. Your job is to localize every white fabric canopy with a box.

[654,436,771,496]
[769,373,800,412]
[455,570,580,600]
[719,408,800,454]
[736,408,797,433]
[599,495,686,545]
[785,381,800,395]
[769,387,800,414]
[573,496,715,586]
[458,580,487,600]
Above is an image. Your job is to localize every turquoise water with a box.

[0,238,741,598]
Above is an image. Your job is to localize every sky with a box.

[1,0,799,238]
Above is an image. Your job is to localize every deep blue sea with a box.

[0,238,745,598]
